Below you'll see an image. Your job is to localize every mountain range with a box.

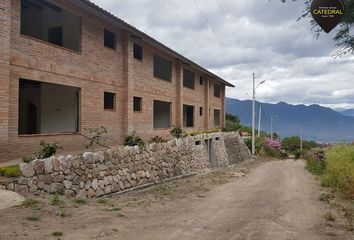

[336,109,354,117]
[226,98,354,142]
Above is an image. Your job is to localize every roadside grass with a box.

[73,198,87,205]
[57,207,70,218]
[306,158,325,175]
[0,165,21,178]
[51,231,63,237]
[104,206,122,212]
[97,199,109,205]
[305,145,354,234]
[26,215,40,221]
[343,207,354,231]
[321,145,354,199]
[22,197,40,208]
[49,194,61,206]
[319,192,333,203]
[323,212,336,222]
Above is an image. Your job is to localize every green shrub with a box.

[293,149,305,159]
[306,158,326,175]
[124,131,145,147]
[304,148,326,175]
[22,155,37,164]
[170,126,183,139]
[263,146,282,158]
[222,120,238,132]
[22,141,61,163]
[0,165,21,178]
[244,138,252,151]
[222,114,240,132]
[39,141,61,158]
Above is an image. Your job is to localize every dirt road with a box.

[1,159,350,240]
[107,160,327,240]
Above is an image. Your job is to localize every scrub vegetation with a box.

[320,145,354,199]
[0,165,21,178]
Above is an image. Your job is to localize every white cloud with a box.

[91,0,354,109]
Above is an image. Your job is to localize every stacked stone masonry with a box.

[0,132,251,198]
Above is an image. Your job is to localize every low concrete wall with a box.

[0,132,251,198]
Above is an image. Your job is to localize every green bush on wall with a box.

[124,131,145,147]
[22,141,61,163]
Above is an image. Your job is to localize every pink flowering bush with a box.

[245,137,285,158]
[265,138,282,150]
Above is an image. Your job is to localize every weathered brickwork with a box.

[0,132,252,198]
[0,0,11,164]
[1,0,232,163]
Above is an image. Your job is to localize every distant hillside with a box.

[226,98,354,142]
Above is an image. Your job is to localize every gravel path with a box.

[2,159,350,240]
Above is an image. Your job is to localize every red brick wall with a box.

[6,0,126,161]
[0,0,11,162]
[1,0,227,162]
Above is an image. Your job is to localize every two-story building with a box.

[0,0,234,163]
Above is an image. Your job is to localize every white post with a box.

[258,105,262,137]
[300,128,303,150]
[252,73,256,155]
[270,115,273,141]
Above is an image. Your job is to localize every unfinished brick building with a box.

[0,0,234,163]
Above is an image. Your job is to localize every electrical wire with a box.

[192,0,234,61]
[214,0,239,45]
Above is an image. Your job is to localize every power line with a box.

[192,0,233,61]
[214,0,239,45]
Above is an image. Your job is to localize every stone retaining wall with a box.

[0,132,251,198]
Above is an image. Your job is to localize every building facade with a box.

[0,0,234,163]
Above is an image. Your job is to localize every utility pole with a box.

[251,74,265,155]
[300,128,303,151]
[252,73,256,155]
[270,115,273,141]
[258,105,262,137]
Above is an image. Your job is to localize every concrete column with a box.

[221,85,226,128]
[121,31,134,136]
[204,75,210,129]
[175,60,182,127]
[0,0,11,162]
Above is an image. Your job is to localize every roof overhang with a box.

[70,0,235,87]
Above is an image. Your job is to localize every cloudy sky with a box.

[92,0,354,109]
